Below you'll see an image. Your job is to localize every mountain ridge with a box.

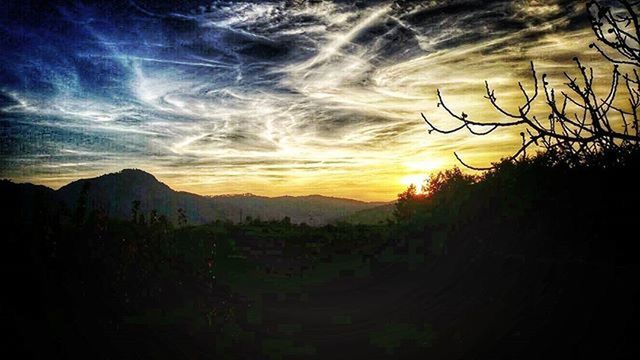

[58,168,386,204]
[3,169,390,225]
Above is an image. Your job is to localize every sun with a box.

[400,174,430,194]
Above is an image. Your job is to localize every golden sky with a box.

[0,0,618,201]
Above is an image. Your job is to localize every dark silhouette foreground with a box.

[2,150,640,359]
[4,1,640,358]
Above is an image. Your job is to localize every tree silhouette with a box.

[131,200,141,223]
[177,207,187,227]
[394,184,425,221]
[423,0,640,170]
[589,0,640,66]
[74,182,91,225]
[149,209,159,225]
[424,167,476,197]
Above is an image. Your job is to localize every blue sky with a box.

[0,0,597,200]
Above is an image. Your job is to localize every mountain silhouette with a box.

[5,169,386,225]
[336,203,395,224]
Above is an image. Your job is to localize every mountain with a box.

[335,203,395,225]
[15,169,388,225]
[0,180,62,226]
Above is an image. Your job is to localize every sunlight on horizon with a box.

[400,174,430,194]
[0,0,611,201]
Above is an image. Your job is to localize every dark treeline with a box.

[3,148,640,359]
[2,185,393,358]
[5,2,640,356]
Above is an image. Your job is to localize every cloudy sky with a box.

[0,0,608,200]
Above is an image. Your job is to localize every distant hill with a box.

[56,169,225,224]
[335,203,395,225]
[6,169,386,225]
[0,180,62,225]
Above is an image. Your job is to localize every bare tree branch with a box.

[424,0,640,170]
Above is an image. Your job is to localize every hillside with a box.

[1,180,62,225]
[15,169,384,225]
[335,203,395,224]
[5,155,640,359]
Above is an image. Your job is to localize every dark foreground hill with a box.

[4,169,386,225]
[3,155,640,359]
[335,203,395,224]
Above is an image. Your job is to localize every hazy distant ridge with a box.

[48,169,387,225]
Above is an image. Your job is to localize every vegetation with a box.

[5,143,640,358]
[4,1,640,359]
[2,188,398,358]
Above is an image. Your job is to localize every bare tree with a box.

[589,0,640,65]
[423,0,640,170]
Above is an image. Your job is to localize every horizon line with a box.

[1,168,398,203]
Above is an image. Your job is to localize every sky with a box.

[0,0,610,201]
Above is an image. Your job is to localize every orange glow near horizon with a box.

[400,174,430,195]
[1,2,617,202]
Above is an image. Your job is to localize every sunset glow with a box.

[0,1,609,200]
[5,2,639,356]
[400,174,429,194]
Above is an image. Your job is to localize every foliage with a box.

[393,184,426,221]
[4,146,640,358]
[393,148,640,262]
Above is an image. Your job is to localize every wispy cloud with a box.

[0,0,604,200]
